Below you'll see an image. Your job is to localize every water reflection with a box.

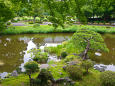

[0,33,72,73]
[0,33,115,75]
[20,39,37,72]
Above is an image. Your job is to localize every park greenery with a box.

[0,0,115,86]
[1,28,113,86]
[0,0,115,31]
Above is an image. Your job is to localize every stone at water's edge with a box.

[11,70,18,76]
[40,64,49,70]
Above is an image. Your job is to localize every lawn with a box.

[1,25,115,35]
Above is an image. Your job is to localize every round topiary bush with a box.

[24,61,39,73]
[66,65,83,80]
[61,51,67,58]
[100,71,115,86]
[33,52,48,64]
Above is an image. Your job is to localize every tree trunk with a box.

[28,74,32,86]
[33,16,36,24]
[86,68,89,73]
[83,41,90,60]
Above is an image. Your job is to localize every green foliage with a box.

[61,51,67,59]
[71,28,109,59]
[33,52,48,63]
[81,60,94,73]
[33,23,40,28]
[1,25,115,35]
[1,73,38,86]
[48,62,68,80]
[44,45,63,57]
[100,71,115,86]
[24,61,39,74]
[64,55,77,62]
[0,2,13,30]
[11,19,18,23]
[36,69,54,86]
[66,65,83,80]
[7,22,11,25]
[28,21,34,24]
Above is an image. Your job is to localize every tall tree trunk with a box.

[28,74,32,86]
[33,16,36,24]
[83,41,90,60]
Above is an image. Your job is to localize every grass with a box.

[78,70,101,86]
[1,61,101,86]
[1,25,115,35]
[1,73,38,86]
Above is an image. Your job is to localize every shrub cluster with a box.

[24,61,39,73]
[66,65,83,80]
[33,52,48,64]
[28,21,34,24]
[7,22,11,25]
[61,51,67,58]
[81,60,94,73]
[33,23,40,28]
[100,71,115,86]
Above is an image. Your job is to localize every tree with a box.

[24,61,39,86]
[71,28,109,60]
[27,0,44,23]
[0,2,13,31]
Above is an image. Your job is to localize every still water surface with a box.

[0,33,115,74]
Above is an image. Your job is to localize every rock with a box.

[63,65,67,70]
[51,64,57,67]
[67,61,78,66]
[94,65,107,72]
[55,78,75,85]
[95,52,102,56]
[40,64,49,69]
[11,70,18,76]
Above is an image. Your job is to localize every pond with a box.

[0,33,115,77]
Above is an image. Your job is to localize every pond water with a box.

[0,33,115,76]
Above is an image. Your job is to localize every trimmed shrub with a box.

[61,51,67,58]
[81,60,94,73]
[36,69,54,86]
[7,22,11,25]
[24,61,39,73]
[33,52,48,64]
[64,55,79,62]
[66,65,83,80]
[28,21,34,24]
[24,61,39,86]
[35,20,43,24]
[100,71,115,86]
[33,23,40,28]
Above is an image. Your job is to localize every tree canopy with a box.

[0,0,115,29]
[0,1,13,30]
[71,28,109,59]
